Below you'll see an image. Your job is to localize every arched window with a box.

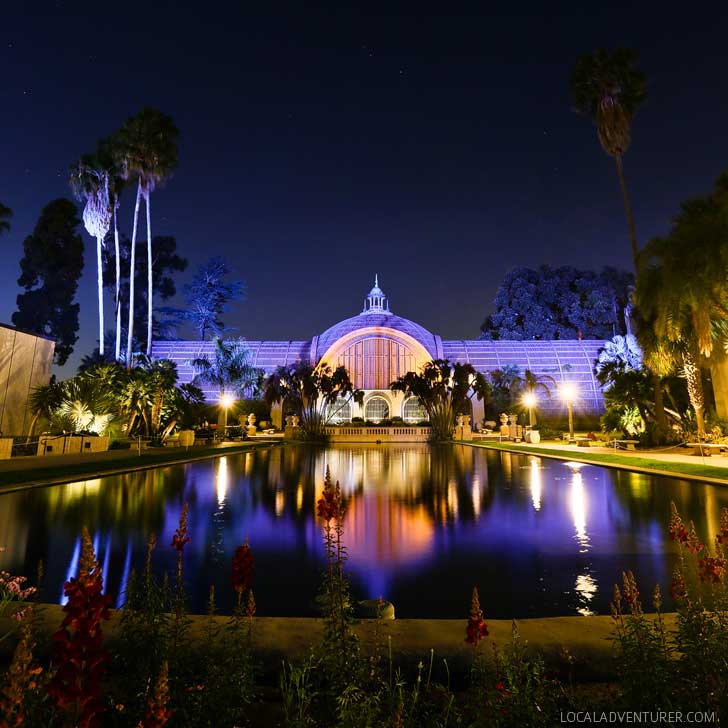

[325,399,352,424]
[402,397,428,423]
[364,396,390,422]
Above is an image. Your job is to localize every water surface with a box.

[1,444,725,618]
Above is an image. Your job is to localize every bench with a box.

[686,442,726,456]
[611,439,639,451]
[576,438,592,447]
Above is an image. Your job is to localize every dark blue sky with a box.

[3,2,728,372]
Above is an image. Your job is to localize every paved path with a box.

[466,439,728,484]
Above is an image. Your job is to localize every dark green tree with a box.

[189,337,262,430]
[481,266,633,340]
[103,235,188,350]
[0,202,12,235]
[12,199,84,365]
[174,257,245,339]
[635,180,728,438]
[264,362,363,441]
[390,359,490,441]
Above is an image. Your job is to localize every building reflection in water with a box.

[4,445,728,618]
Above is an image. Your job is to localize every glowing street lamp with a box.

[522,391,538,428]
[560,382,578,440]
[218,391,236,433]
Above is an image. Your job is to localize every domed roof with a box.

[315,277,439,359]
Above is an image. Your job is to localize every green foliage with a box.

[189,337,262,400]
[12,198,84,365]
[171,256,245,339]
[390,359,490,441]
[481,266,633,341]
[570,47,646,158]
[103,234,188,343]
[467,622,562,728]
[265,362,363,441]
[27,359,203,441]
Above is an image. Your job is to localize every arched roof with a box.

[315,313,440,361]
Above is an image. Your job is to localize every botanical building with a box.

[153,277,606,427]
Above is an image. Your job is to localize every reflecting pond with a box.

[1,444,727,618]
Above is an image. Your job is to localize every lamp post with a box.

[560,382,577,440]
[218,391,235,435]
[522,391,538,428]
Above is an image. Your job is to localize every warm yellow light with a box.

[522,391,537,409]
[560,382,578,402]
[219,392,235,409]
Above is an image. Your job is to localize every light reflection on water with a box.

[0,444,727,618]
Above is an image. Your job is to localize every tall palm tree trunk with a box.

[145,192,153,357]
[616,154,669,434]
[126,181,142,368]
[683,349,706,439]
[96,235,105,357]
[114,201,121,362]
[615,154,639,271]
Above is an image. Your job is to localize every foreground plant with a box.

[48,527,112,728]
[0,611,44,727]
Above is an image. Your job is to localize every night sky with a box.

[3,3,728,373]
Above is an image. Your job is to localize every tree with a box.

[635,195,728,438]
[12,199,85,365]
[175,257,245,339]
[516,369,557,427]
[0,202,12,235]
[103,235,188,351]
[118,108,179,362]
[390,359,490,441]
[189,338,262,430]
[570,47,647,270]
[26,379,65,440]
[571,48,670,437]
[264,362,364,441]
[98,135,126,361]
[480,266,633,340]
[70,153,112,357]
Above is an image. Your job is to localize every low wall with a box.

[325,426,431,442]
[0,603,663,682]
[37,435,110,456]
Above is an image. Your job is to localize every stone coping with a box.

[1,603,673,682]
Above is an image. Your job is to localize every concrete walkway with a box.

[467,439,728,484]
[0,439,280,492]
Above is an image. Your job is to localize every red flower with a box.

[669,503,689,544]
[171,503,190,552]
[465,586,489,646]
[670,569,687,602]
[140,661,172,728]
[698,555,726,584]
[231,538,254,595]
[316,466,341,522]
[48,528,112,728]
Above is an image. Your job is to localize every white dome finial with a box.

[361,275,391,315]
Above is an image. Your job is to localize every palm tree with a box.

[570,49,672,436]
[0,202,12,235]
[571,48,646,270]
[189,338,260,430]
[118,108,179,362]
[518,369,556,427]
[98,136,126,362]
[390,359,490,441]
[635,197,728,438]
[70,154,112,357]
[26,380,65,441]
